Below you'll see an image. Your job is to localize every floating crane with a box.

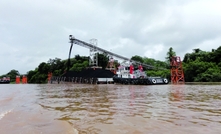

[67,35,154,71]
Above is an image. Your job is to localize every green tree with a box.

[7,69,20,82]
[194,67,221,82]
[193,48,202,53]
[143,57,155,67]
[70,60,89,72]
[38,62,50,74]
[165,47,176,63]
[212,46,221,63]
[98,53,109,69]
[131,55,144,63]
[182,46,221,82]
[146,69,170,79]
[47,58,63,72]
[27,69,37,83]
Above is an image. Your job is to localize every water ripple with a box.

[36,84,221,134]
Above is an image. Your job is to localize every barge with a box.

[0,77,10,84]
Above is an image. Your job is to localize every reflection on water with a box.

[36,84,221,134]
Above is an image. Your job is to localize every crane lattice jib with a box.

[69,37,154,69]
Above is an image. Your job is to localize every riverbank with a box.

[185,82,221,85]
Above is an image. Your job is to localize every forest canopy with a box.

[182,46,221,82]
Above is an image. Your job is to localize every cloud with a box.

[1,0,221,75]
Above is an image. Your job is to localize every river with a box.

[0,84,220,134]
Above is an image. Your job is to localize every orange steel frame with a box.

[16,76,20,84]
[22,75,28,84]
[170,56,185,84]
[48,72,53,82]
[16,75,28,84]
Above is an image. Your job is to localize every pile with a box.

[62,68,115,78]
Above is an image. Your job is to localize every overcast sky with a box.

[1,0,221,75]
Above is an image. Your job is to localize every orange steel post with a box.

[25,76,28,83]
[48,72,52,83]
[170,56,185,84]
[16,76,20,84]
[22,75,27,84]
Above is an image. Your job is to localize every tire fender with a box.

[152,79,157,84]
[163,78,168,84]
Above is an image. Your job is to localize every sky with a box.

[1,0,221,75]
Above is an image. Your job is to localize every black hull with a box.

[0,81,10,84]
[113,77,169,85]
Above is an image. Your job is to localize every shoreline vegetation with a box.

[184,82,221,85]
[2,46,221,84]
[8,82,221,85]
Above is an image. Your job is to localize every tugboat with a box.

[113,64,169,85]
[0,77,10,84]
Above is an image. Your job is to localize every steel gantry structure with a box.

[170,56,185,84]
[68,35,154,71]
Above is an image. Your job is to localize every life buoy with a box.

[163,78,168,84]
[152,79,157,84]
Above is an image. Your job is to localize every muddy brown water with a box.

[0,84,220,134]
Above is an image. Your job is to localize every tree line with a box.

[183,47,221,82]
[1,46,221,83]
